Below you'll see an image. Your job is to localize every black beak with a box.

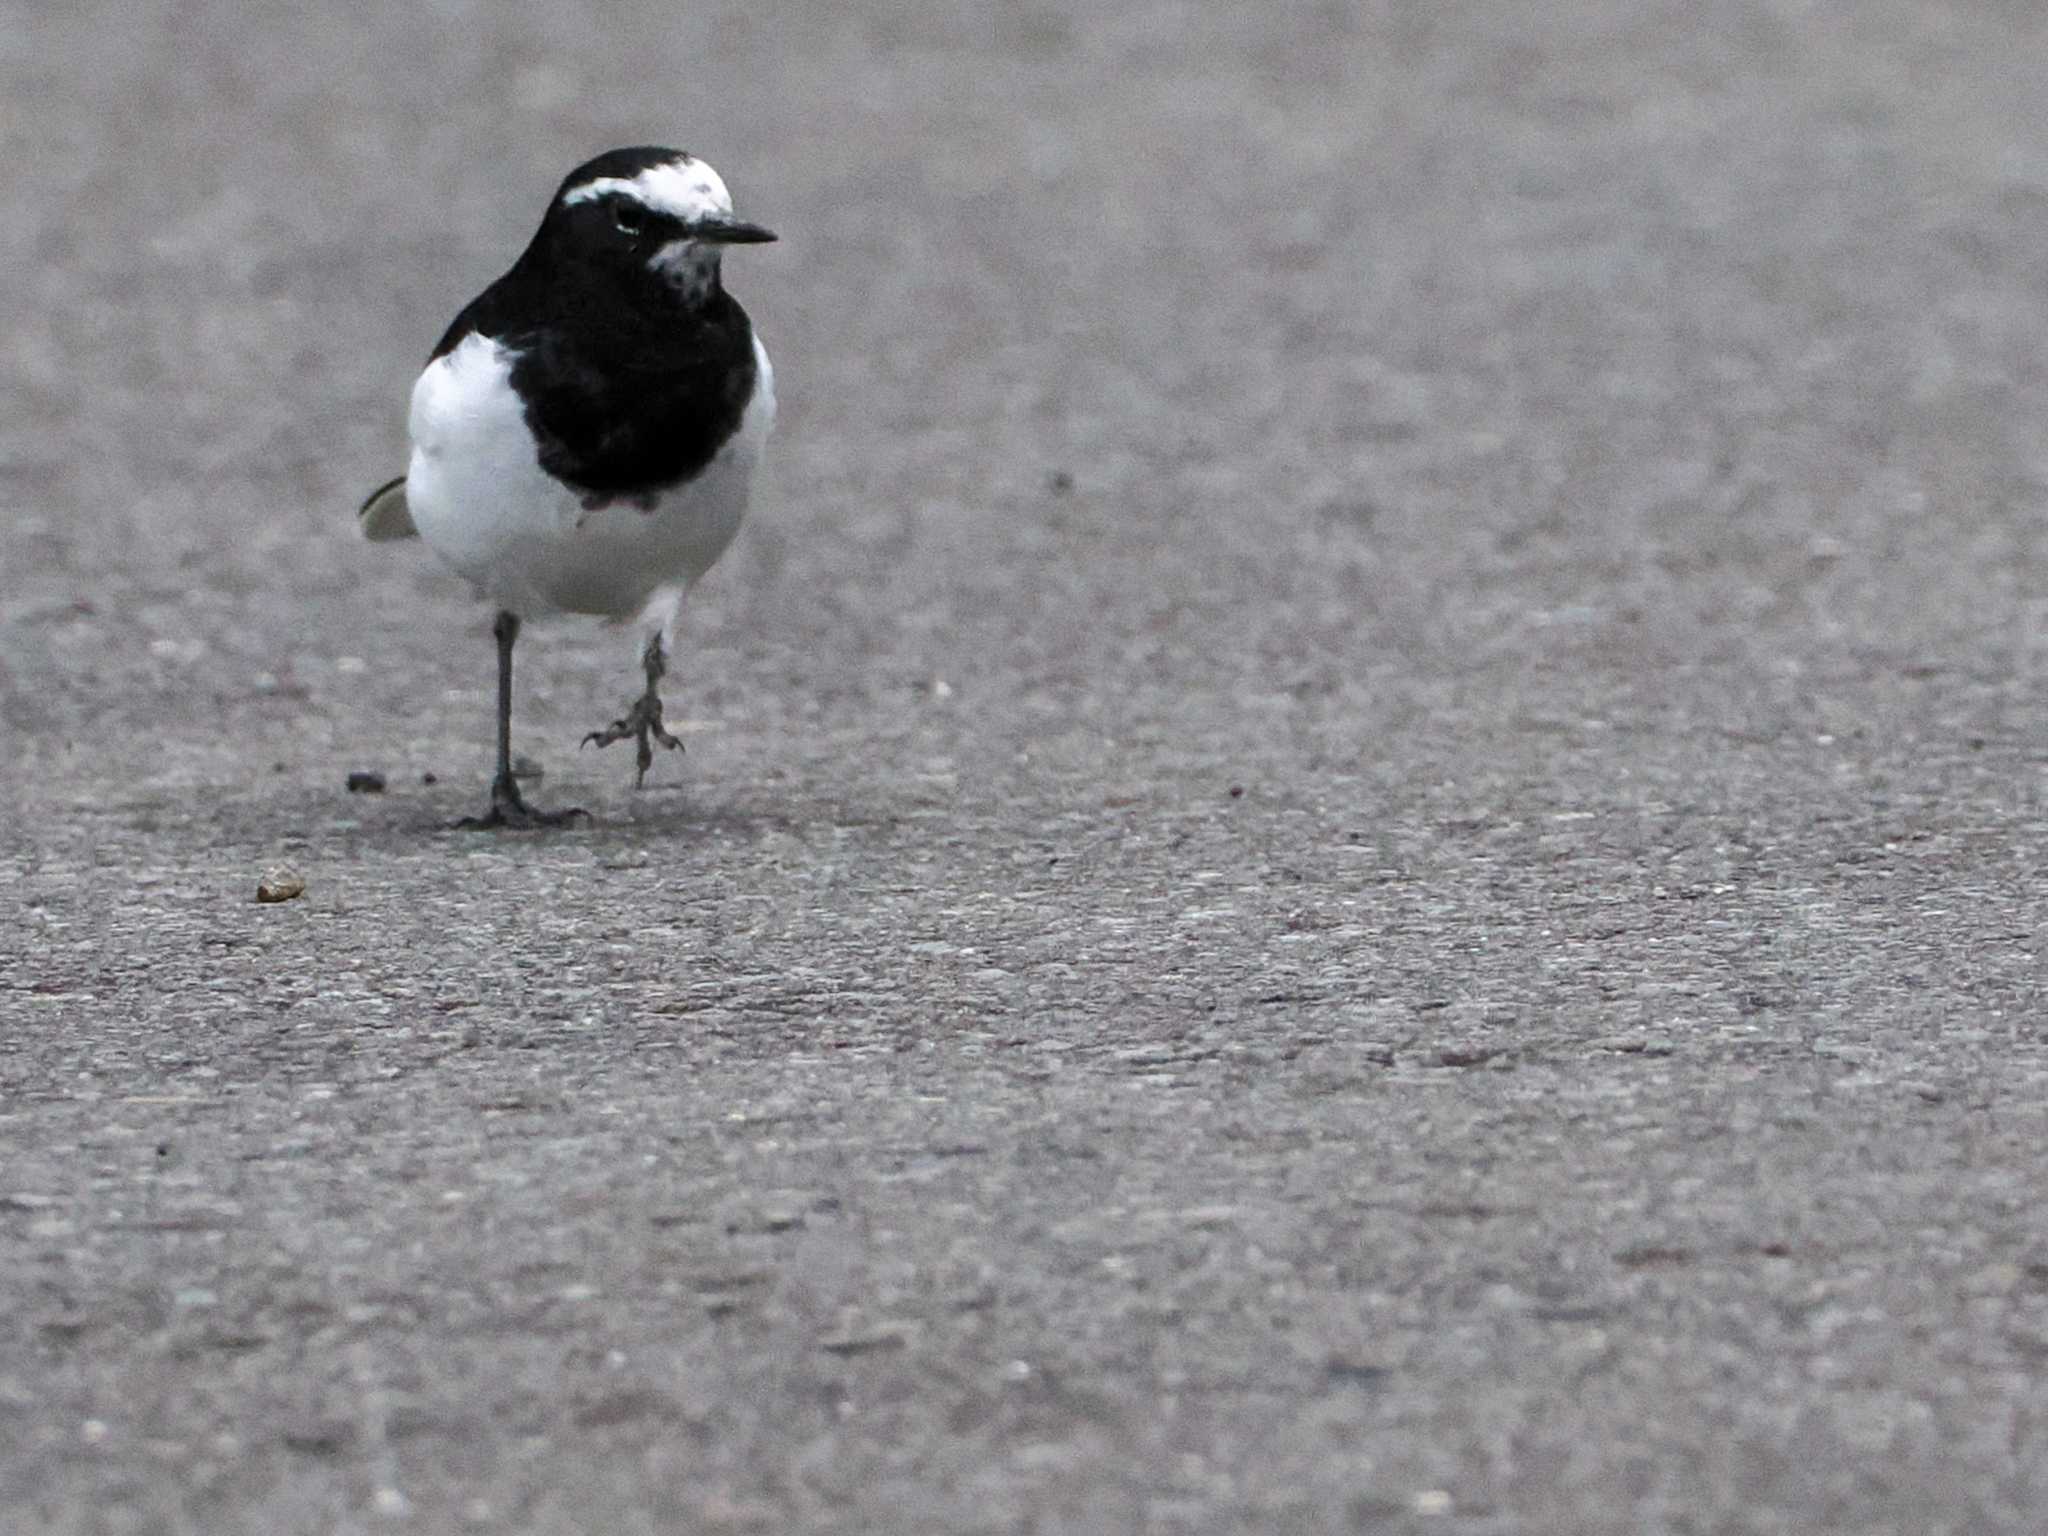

[691,217,777,245]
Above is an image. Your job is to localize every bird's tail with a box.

[358,476,419,541]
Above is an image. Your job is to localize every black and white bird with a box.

[359,146,777,827]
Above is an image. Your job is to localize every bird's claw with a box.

[582,694,682,787]
[453,775,587,830]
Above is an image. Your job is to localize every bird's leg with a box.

[582,631,683,787]
[455,609,585,829]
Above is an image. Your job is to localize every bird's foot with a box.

[453,774,587,831]
[581,690,681,788]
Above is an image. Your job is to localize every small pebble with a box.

[1431,1045,1499,1068]
[345,771,387,794]
[819,1322,912,1355]
[255,869,306,904]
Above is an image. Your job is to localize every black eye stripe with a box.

[612,201,649,234]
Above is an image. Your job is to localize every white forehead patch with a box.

[561,158,733,222]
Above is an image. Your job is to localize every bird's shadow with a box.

[58,774,933,863]
[338,775,932,854]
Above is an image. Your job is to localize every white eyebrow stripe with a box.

[560,160,733,223]
[561,175,654,206]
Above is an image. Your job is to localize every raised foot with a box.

[582,694,682,788]
[452,777,588,831]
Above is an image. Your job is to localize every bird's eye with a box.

[613,204,647,237]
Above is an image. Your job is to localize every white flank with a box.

[402,330,774,624]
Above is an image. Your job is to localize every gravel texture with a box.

[5,2,2048,1532]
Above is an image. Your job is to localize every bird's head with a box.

[544,146,775,303]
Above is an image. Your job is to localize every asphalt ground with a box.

[5,2,2048,1531]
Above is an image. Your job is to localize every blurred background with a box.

[6,0,2044,798]
[7,3,2048,1530]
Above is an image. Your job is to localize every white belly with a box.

[403,330,775,620]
